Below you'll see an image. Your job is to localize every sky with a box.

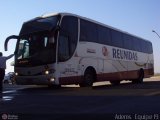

[0,0,160,73]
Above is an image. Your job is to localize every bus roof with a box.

[35,12,151,43]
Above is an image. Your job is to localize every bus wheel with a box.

[132,69,144,84]
[79,69,94,87]
[110,80,120,85]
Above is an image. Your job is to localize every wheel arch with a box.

[84,66,97,81]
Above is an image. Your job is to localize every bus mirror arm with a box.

[4,35,19,51]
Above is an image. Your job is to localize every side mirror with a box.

[4,35,19,51]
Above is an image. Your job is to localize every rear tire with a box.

[132,69,144,84]
[79,69,95,87]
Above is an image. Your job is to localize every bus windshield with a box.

[15,32,57,67]
[20,16,59,36]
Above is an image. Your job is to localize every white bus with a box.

[5,13,154,87]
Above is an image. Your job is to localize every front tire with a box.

[79,69,94,87]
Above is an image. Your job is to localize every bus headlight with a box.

[15,72,18,76]
[45,70,49,75]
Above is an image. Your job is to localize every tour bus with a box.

[4,13,154,87]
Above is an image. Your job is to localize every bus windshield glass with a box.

[15,32,57,66]
[20,16,59,36]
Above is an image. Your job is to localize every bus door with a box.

[57,33,78,84]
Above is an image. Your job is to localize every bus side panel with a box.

[58,57,82,85]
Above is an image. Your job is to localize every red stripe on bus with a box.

[59,68,154,85]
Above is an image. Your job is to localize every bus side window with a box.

[58,16,78,62]
[111,30,123,48]
[80,19,98,43]
[58,35,70,62]
[98,25,111,45]
[123,34,133,50]
[148,42,153,54]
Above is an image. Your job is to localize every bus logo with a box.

[102,46,108,56]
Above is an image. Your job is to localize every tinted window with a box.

[141,41,153,53]
[20,16,59,36]
[58,35,70,61]
[148,42,153,53]
[111,30,123,48]
[123,34,133,50]
[98,25,111,45]
[58,16,78,62]
[141,40,147,53]
[60,16,78,53]
[132,37,142,52]
[80,19,98,43]
[124,36,148,53]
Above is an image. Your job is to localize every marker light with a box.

[50,78,55,82]
[45,70,49,75]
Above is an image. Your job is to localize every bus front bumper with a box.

[15,75,58,85]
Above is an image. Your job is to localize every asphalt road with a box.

[1,78,160,120]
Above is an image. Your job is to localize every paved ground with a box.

[1,77,160,120]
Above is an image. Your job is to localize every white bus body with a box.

[5,13,154,87]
